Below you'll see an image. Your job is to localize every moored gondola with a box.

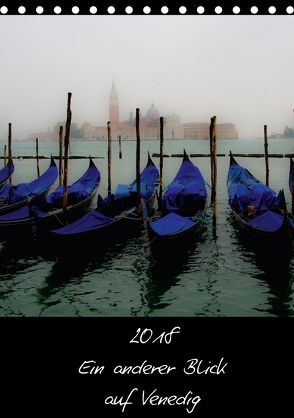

[50,154,159,248]
[145,150,207,262]
[0,157,100,239]
[289,157,294,199]
[0,157,58,214]
[0,160,14,186]
[227,152,291,250]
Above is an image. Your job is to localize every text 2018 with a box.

[130,326,181,344]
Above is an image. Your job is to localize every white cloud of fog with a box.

[0,15,293,139]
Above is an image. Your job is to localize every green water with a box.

[0,138,293,316]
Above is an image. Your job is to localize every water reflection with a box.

[0,240,39,278]
[195,237,222,316]
[1,139,294,316]
[38,240,127,302]
[227,213,294,316]
[228,214,291,275]
[143,258,187,313]
[139,233,210,314]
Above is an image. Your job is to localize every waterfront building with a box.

[29,83,238,140]
[82,83,238,140]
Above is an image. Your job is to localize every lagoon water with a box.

[0,138,294,317]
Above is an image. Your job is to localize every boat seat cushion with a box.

[0,204,30,222]
[115,184,130,199]
[247,211,284,232]
[52,209,114,235]
[150,212,194,236]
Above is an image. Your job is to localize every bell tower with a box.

[109,81,119,125]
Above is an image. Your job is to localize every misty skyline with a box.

[0,16,294,139]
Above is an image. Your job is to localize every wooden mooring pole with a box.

[118,135,122,159]
[210,116,217,205]
[35,138,40,178]
[210,120,214,202]
[8,123,12,183]
[159,116,164,209]
[264,125,269,186]
[62,92,72,219]
[210,116,217,235]
[58,125,63,185]
[290,159,294,215]
[136,108,141,214]
[292,174,294,215]
[213,117,217,207]
[4,145,7,166]
[107,121,112,195]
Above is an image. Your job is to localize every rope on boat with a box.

[149,236,157,245]
[52,213,66,226]
[116,212,142,221]
[191,213,216,229]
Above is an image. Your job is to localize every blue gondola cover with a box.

[115,184,130,199]
[150,212,195,236]
[0,160,14,184]
[289,158,294,194]
[0,158,57,205]
[162,156,206,213]
[228,157,281,215]
[247,211,285,233]
[0,159,99,224]
[0,204,30,221]
[52,156,159,237]
[52,210,114,235]
[33,160,100,216]
[42,161,100,208]
[129,161,159,200]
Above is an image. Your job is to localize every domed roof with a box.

[165,113,180,123]
[146,103,160,119]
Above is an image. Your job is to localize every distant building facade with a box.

[181,122,238,140]
[29,83,238,140]
[29,121,80,140]
[284,126,294,138]
[81,83,238,140]
[109,81,120,125]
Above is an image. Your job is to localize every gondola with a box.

[289,157,294,197]
[0,157,100,239]
[50,154,159,247]
[0,160,14,186]
[145,150,207,262]
[227,152,290,247]
[0,157,57,214]
[287,157,294,235]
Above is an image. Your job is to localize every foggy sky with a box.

[0,16,294,139]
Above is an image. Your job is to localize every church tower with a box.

[109,81,119,125]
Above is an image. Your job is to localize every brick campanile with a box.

[109,81,119,125]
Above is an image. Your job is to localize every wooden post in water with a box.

[264,125,269,186]
[210,116,217,205]
[35,138,40,178]
[136,108,141,214]
[58,125,63,185]
[210,116,217,235]
[209,120,214,202]
[291,173,294,215]
[107,121,112,195]
[118,135,122,159]
[213,116,217,206]
[159,116,164,209]
[291,158,294,214]
[62,92,72,219]
[4,145,7,166]
[8,123,12,183]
